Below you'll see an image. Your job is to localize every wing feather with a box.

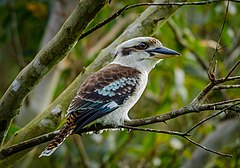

[66,64,141,132]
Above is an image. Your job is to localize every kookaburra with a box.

[40,37,180,157]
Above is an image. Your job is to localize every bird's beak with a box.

[146,46,180,59]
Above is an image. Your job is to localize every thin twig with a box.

[126,103,240,127]
[208,0,230,81]
[183,136,232,158]
[191,82,216,105]
[185,102,240,134]
[224,60,240,80]
[78,5,128,40]
[79,0,240,41]
[215,1,229,52]
[118,125,190,136]
[217,76,240,82]
[202,98,240,107]
[191,75,240,106]
[119,125,232,158]
[0,124,189,160]
[213,84,240,90]
[186,111,225,134]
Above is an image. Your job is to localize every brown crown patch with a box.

[148,37,161,46]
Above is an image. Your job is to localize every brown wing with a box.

[65,64,141,132]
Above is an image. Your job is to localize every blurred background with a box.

[0,0,239,167]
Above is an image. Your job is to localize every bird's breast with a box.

[97,72,148,125]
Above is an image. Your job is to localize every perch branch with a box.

[1,100,239,160]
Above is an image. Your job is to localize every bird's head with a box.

[113,37,180,72]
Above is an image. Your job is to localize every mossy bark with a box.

[0,0,108,144]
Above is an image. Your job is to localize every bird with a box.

[39,37,180,157]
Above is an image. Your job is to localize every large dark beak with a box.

[146,46,180,58]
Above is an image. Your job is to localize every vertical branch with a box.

[208,0,230,81]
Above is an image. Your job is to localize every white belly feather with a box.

[97,71,148,125]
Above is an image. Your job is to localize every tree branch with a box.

[224,59,240,80]
[183,118,240,168]
[185,102,240,134]
[0,0,108,145]
[79,0,240,41]
[191,73,240,106]
[0,131,59,160]
[121,124,233,158]
[118,125,189,136]
[125,102,240,127]
[208,0,229,81]
[213,84,240,90]
[2,112,237,160]
[183,136,232,158]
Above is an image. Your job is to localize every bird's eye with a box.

[138,42,148,50]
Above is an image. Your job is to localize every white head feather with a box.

[112,37,180,73]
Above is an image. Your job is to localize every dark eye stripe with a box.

[121,47,136,56]
[120,42,149,56]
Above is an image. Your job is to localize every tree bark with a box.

[0,0,108,145]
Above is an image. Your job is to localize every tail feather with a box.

[39,124,75,157]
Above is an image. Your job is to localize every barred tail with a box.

[39,124,75,157]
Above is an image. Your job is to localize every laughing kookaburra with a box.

[39,37,180,157]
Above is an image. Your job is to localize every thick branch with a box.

[0,131,59,160]
[0,0,108,145]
